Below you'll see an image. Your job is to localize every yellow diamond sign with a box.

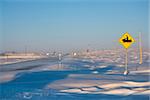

[119,32,135,49]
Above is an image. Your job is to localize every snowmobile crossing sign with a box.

[119,32,135,49]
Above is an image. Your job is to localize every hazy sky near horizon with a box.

[0,0,149,53]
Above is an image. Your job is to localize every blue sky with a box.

[0,0,149,53]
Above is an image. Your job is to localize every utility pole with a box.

[139,32,143,64]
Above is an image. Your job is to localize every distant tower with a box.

[87,44,90,53]
[86,49,89,53]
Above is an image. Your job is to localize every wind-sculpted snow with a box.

[0,56,149,100]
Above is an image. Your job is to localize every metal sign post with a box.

[124,49,129,75]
